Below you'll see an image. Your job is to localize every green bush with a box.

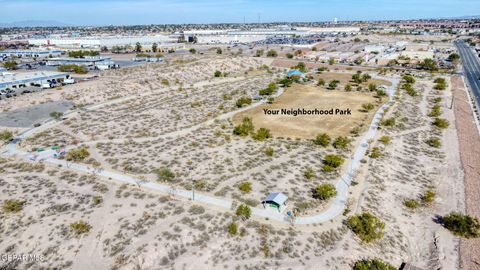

[235,96,252,108]
[228,222,238,235]
[266,49,278,57]
[313,183,337,200]
[333,136,351,149]
[304,166,315,180]
[252,128,272,141]
[317,78,325,86]
[369,147,383,158]
[443,212,480,238]
[425,137,441,148]
[347,212,385,242]
[264,147,274,157]
[233,117,254,136]
[314,133,331,147]
[361,103,375,112]
[380,118,396,127]
[154,167,175,182]
[353,258,396,270]
[428,105,442,117]
[58,64,88,74]
[0,130,13,143]
[402,75,416,84]
[404,199,420,209]
[70,220,92,236]
[2,199,25,213]
[323,154,345,168]
[66,148,90,161]
[432,118,449,129]
[238,181,252,193]
[214,70,222,77]
[378,136,391,145]
[236,204,252,220]
[421,190,436,204]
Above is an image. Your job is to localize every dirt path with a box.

[452,76,480,270]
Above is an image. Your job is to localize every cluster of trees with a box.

[66,148,90,161]
[351,71,371,84]
[401,75,418,97]
[313,133,351,150]
[67,50,99,58]
[259,82,278,96]
[419,58,438,71]
[58,64,88,74]
[347,212,385,243]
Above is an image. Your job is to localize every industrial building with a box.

[0,71,71,91]
[0,49,63,59]
[45,56,116,69]
[28,35,177,49]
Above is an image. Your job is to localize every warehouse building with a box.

[0,49,63,59]
[45,56,115,68]
[0,71,71,91]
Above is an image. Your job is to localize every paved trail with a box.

[2,77,399,225]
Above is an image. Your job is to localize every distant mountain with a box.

[0,20,74,28]
[450,15,480,20]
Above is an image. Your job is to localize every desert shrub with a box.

[188,205,205,215]
[154,167,175,182]
[304,166,315,180]
[236,204,252,220]
[403,83,418,96]
[266,49,278,57]
[432,118,449,129]
[333,136,351,149]
[421,190,436,204]
[238,181,252,193]
[376,89,387,97]
[317,78,325,86]
[347,212,385,242]
[380,117,396,127]
[252,128,272,141]
[313,183,337,200]
[66,148,90,161]
[425,137,441,148]
[264,147,274,156]
[368,83,377,92]
[49,111,64,120]
[214,70,222,77]
[378,135,391,145]
[2,199,25,213]
[228,222,238,235]
[0,130,13,143]
[442,212,480,238]
[369,147,383,158]
[353,258,396,270]
[428,105,442,117]
[233,117,254,136]
[402,75,416,84]
[235,96,252,108]
[69,220,92,236]
[323,154,345,170]
[361,103,375,112]
[314,133,331,147]
[404,199,420,209]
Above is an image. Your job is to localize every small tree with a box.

[135,42,142,53]
[442,212,480,238]
[314,133,331,147]
[347,212,385,242]
[152,42,158,52]
[236,204,252,220]
[323,154,344,172]
[216,48,223,54]
[313,183,337,200]
[235,96,252,108]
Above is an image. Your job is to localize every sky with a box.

[1,0,479,26]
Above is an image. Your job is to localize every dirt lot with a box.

[233,84,380,139]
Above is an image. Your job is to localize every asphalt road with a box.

[455,40,480,108]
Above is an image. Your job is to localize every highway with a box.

[455,40,480,110]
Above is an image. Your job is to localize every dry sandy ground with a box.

[0,56,467,270]
[233,83,380,139]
